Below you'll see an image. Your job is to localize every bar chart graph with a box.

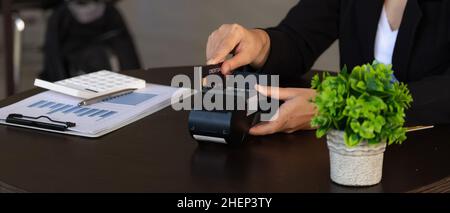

[27,100,117,119]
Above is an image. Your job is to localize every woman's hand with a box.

[249,85,318,136]
[206,24,271,75]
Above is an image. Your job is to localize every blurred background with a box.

[0,0,339,99]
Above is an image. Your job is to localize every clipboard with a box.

[0,84,192,138]
[0,102,172,138]
[0,103,170,138]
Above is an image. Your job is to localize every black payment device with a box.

[188,64,261,146]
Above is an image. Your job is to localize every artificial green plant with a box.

[311,61,413,147]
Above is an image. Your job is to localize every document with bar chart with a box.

[0,84,191,137]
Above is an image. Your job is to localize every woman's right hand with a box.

[206,24,271,75]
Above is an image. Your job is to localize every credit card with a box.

[199,63,226,90]
[201,63,223,78]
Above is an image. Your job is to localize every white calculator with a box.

[34,70,146,99]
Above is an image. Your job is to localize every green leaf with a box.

[341,65,348,75]
[316,128,328,138]
[311,74,320,89]
[368,138,381,145]
[344,129,361,147]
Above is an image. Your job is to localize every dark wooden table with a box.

[0,67,449,193]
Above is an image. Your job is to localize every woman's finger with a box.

[249,120,283,136]
[207,32,241,66]
[221,52,252,75]
[249,105,285,135]
[255,84,304,101]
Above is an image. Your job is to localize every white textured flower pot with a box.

[326,130,387,186]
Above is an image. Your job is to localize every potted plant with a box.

[311,61,413,186]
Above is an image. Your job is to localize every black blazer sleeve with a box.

[261,0,340,85]
[406,67,450,125]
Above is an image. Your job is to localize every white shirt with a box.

[374,7,399,65]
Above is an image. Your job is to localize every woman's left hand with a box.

[249,85,317,136]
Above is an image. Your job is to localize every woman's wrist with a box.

[249,29,271,69]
